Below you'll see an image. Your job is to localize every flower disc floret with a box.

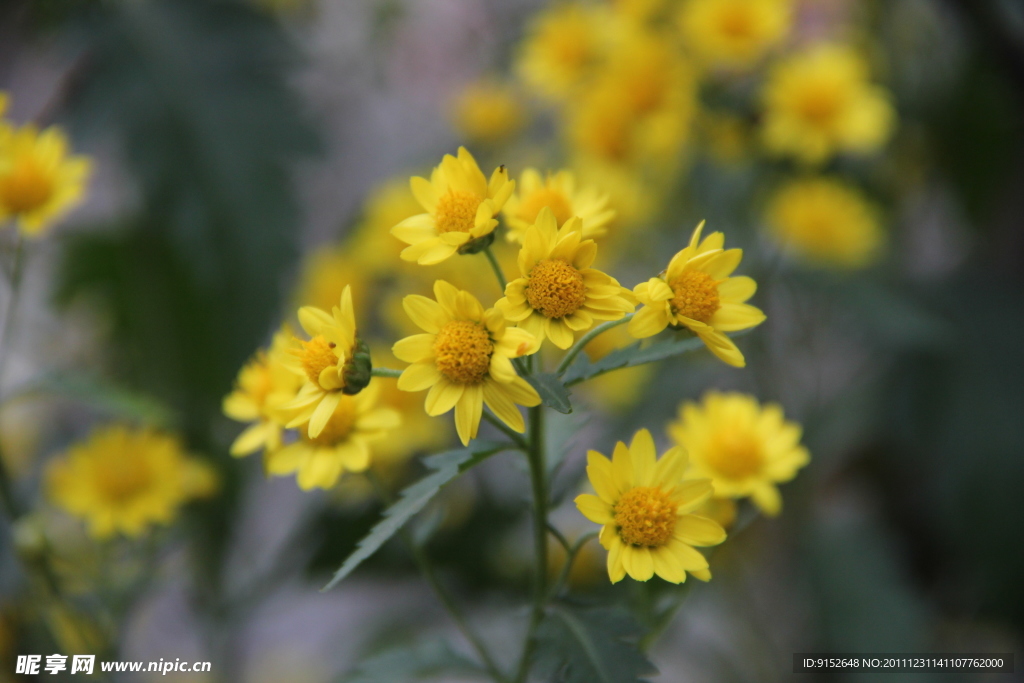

[435,189,482,234]
[526,259,588,319]
[433,321,494,384]
[706,431,763,480]
[669,270,721,323]
[614,486,677,547]
[0,156,53,213]
[295,335,339,384]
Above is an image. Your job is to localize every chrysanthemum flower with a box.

[764,177,884,268]
[668,392,810,515]
[502,168,615,243]
[223,328,304,458]
[575,429,726,583]
[678,0,792,71]
[46,426,216,539]
[496,208,633,349]
[451,80,526,145]
[393,280,540,446]
[516,3,611,100]
[628,221,765,367]
[761,44,895,164]
[281,285,371,439]
[0,124,91,237]
[268,383,400,490]
[391,147,514,265]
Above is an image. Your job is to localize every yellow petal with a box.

[625,546,654,581]
[651,546,686,584]
[297,306,334,337]
[391,213,435,244]
[307,391,342,439]
[393,334,436,363]
[230,423,270,456]
[397,362,441,392]
[629,429,657,486]
[403,295,448,333]
[575,493,613,525]
[751,483,782,516]
[674,515,726,547]
[710,302,766,332]
[702,249,743,279]
[586,450,619,502]
[455,384,483,445]
[628,304,669,339]
[425,379,464,416]
[717,275,756,302]
[410,176,438,212]
[482,379,526,432]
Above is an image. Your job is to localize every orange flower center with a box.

[796,83,844,126]
[518,187,574,225]
[433,320,493,384]
[306,396,358,446]
[435,189,483,234]
[614,486,677,547]
[0,155,54,214]
[706,430,763,480]
[95,457,153,504]
[669,271,720,323]
[526,258,588,319]
[295,335,339,385]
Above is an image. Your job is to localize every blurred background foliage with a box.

[1,0,1023,681]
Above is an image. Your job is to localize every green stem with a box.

[0,234,26,521]
[548,531,598,600]
[483,246,507,292]
[514,405,548,683]
[481,410,528,450]
[366,471,508,683]
[554,314,633,376]
[370,366,403,378]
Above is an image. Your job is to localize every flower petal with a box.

[575,493,613,525]
[397,362,441,392]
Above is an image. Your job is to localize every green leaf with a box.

[342,640,483,683]
[321,441,507,592]
[533,606,657,683]
[527,372,573,414]
[561,333,709,387]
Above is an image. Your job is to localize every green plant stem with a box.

[514,405,548,683]
[481,410,528,450]
[370,366,403,378]
[483,246,507,292]
[0,234,26,521]
[554,314,633,376]
[366,471,508,683]
[548,531,598,600]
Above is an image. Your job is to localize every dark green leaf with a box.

[532,606,657,683]
[342,640,483,683]
[527,372,573,414]
[561,333,710,387]
[321,441,507,591]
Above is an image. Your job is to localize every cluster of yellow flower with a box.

[223,145,810,584]
[450,0,896,269]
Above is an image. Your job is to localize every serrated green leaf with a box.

[321,441,507,592]
[342,639,483,683]
[533,606,657,683]
[527,372,573,413]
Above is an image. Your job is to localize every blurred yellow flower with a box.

[516,3,610,100]
[451,80,526,145]
[391,147,514,265]
[575,428,725,583]
[629,221,765,367]
[497,208,633,349]
[503,168,615,243]
[294,244,370,312]
[349,177,424,273]
[668,392,810,515]
[267,382,399,490]
[765,177,884,268]
[393,280,540,446]
[223,328,303,459]
[46,426,216,539]
[281,286,369,438]
[761,44,896,164]
[678,0,792,70]
[0,124,91,237]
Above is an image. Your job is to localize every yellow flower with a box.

[502,168,615,243]
[575,428,725,583]
[765,177,884,268]
[349,177,425,274]
[451,80,526,145]
[761,43,896,164]
[280,285,369,438]
[628,221,765,367]
[0,124,91,236]
[223,328,304,458]
[497,208,633,349]
[393,280,540,446]
[391,147,514,265]
[294,244,371,312]
[516,3,611,100]
[668,392,809,515]
[678,0,792,70]
[46,426,216,539]
[267,382,400,490]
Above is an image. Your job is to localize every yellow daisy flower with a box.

[0,124,91,237]
[46,426,216,539]
[516,3,611,100]
[628,221,765,367]
[451,80,526,145]
[575,428,726,583]
[268,382,400,491]
[502,168,615,243]
[281,285,371,439]
[496,208,634,349]
[393,280,540,446]
[294,244,371,313]
[223,328,304,458]
[391,147,514,265]
[764,176,884,269]
[678,0,792,71]
[761,43,896,164]
[668,392,810,515]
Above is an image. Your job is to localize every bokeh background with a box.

[1,0,1023,681]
